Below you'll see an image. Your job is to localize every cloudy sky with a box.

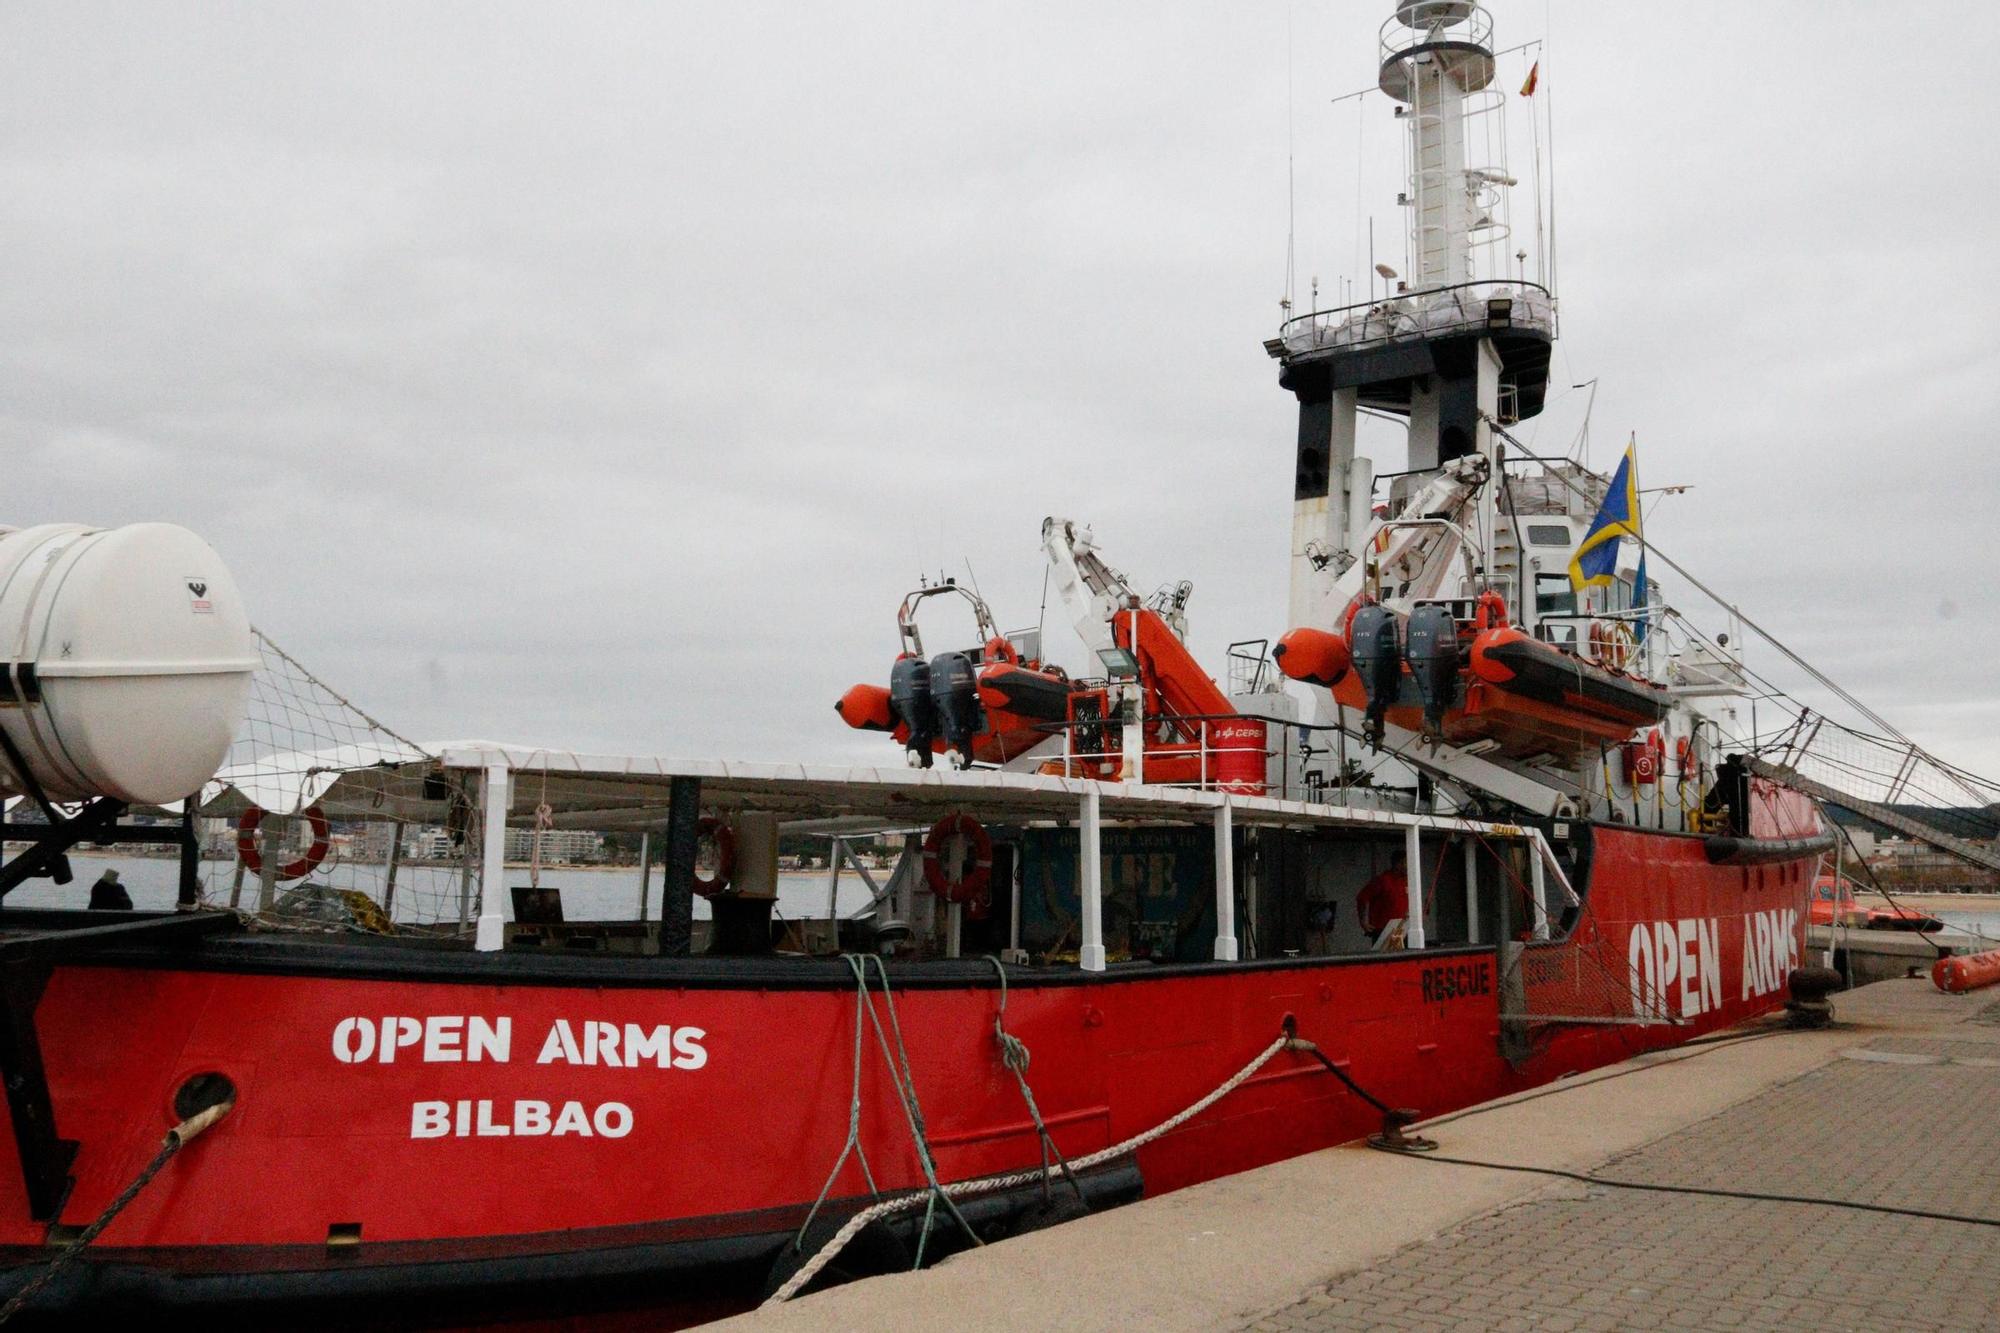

[5,2,1997,779]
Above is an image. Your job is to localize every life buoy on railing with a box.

[1674,734,1695,777]
[923,813,992,904]
[692,817,736,897]
[236,804,331,882]
[1588,619,1633,672]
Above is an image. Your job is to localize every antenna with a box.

[1285,0,1296,310]
[1568,377,1598,464]
[1544,3,1558,295]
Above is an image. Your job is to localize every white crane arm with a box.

[1041,517,1133,656]
[1324,454,1489,622]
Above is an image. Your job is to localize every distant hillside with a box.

[1823,801,2000,843]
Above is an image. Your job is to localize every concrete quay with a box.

[717,978,2000,1332]
[1810,924,1974,987]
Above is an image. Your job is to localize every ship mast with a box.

[1270,0,1555,632]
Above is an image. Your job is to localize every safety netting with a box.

[192,630,483,930]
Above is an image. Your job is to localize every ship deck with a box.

[724,976,2000,1332]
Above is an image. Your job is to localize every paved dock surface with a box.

[720,979,2000,1332]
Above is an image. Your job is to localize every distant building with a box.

[503,827,604,865]
[351,822,397,862]
[410,828,459,861]
[1868,836,2000,893]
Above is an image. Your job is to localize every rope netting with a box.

[1646,604,2000,886]
[1762,713,2000,837]
[192,629,485,931]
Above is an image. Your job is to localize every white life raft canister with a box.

[0,522,257,805]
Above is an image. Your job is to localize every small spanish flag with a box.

[1519,60,1539,97]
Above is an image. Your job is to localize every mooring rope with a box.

[0,1099,234,1325]
[985,956,1085,1209]
[847,954,983,1267]
[787,954,888,1260]
[1283,1035,1396,1116]
[763,1025,1299,1306]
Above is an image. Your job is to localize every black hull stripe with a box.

[1703,833,1837,866]
[0,1164,1142,1320]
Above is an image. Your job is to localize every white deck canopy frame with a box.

[398,745,1578,964]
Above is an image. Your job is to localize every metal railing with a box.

[1275,280,1555,361]
[1040,710,1407,807]
[1054,714,1275,794]
[1380,2,1493,67]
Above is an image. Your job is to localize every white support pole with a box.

[1119,691,1144,784]
[1404,821,1426,949]
[1213,797,1238,961]
[947,901,963,959]
[1528,839,1550,940]
[1462,835,1480,945]
[1122,607,1144,784]
[1079,786,1106,971]
[475,764,510,952]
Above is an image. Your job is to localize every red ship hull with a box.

[0,822,1817,1324]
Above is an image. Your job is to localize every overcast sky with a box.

[5,2,1997,779]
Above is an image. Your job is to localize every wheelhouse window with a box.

[1525,523,1570,547]
[1534,573,1576,618]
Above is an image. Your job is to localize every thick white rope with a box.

[762,1030,1296,1305]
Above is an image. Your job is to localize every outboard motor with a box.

[1404,604,1460,738]
[1348,604,1403,749]
[929,651,983,769]
[889,654,936,767]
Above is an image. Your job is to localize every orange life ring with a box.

[1588,619,1632,672]
[923,814,992,904]
[1674,734,1694,776]
[1641,729,1667,785]
[692,817,736,897]
[236,804,331,882]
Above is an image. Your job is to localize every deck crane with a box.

[1040,518,1252,784]
[1305,452,1491,629]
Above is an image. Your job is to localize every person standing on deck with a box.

[1356,852,1407,943]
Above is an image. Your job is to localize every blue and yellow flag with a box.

[1568,445,1641,590]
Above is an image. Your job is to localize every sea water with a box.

[1934,910,2000,946]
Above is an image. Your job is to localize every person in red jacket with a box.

[1356,851,1407,941]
